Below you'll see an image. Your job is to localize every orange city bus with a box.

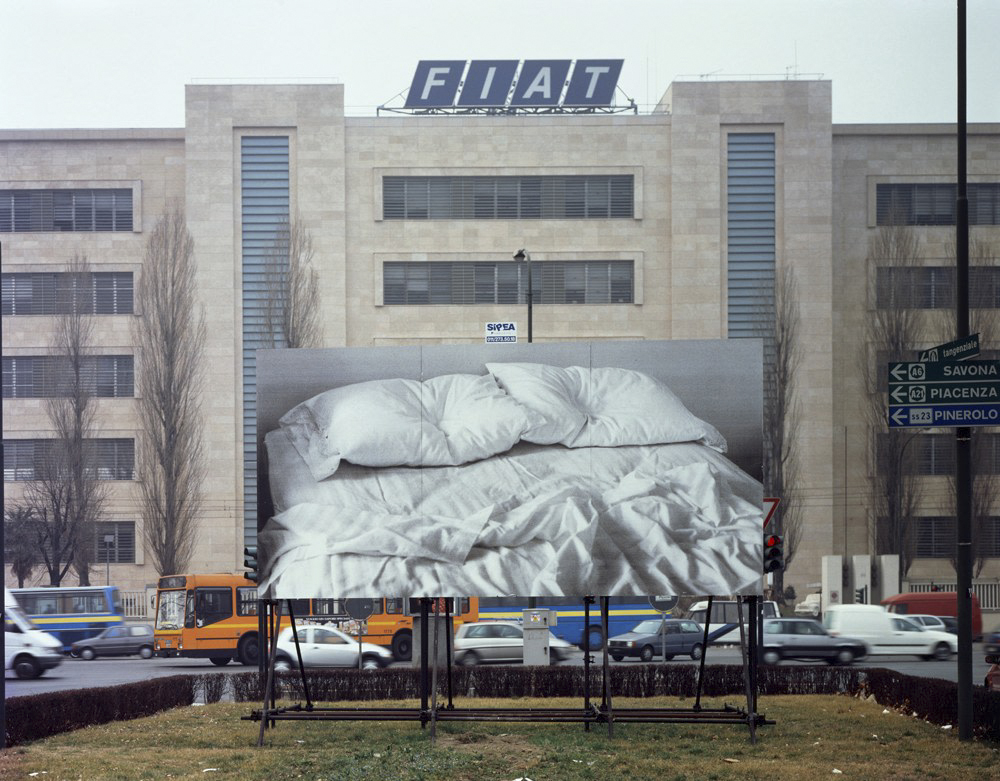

[153,574,479,665]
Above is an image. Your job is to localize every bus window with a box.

[156,590,186,630]
[281,599,310,617]
[194,588,233,627]
[237,587,258,617]
[385,598,404,615]
[72,593,106,614]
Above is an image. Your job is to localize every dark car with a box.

[762,618,867,665]
[984,629,1000,656]
[937,615,958,634]
[608,618,704,662]
[70,624,154,660]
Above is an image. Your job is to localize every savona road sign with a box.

[888,359,1000,428]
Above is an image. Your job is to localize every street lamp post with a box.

[103,534,115,586]
[513,249,532,343]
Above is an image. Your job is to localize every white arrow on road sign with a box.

[891,408,908,426]
[890,364,909,382]
[890,386,910,404]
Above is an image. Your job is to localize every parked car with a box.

[273,625,393,671]
[794,593,822,617]
[937,615,958,634]
[453,621,574,665]
[5,587,63,679]
[881,591,982,640]
[70,624,154,660]
[761,618,867,665]
[984,629,1000,655]
[608,619,704,662]
[823,605,957,660]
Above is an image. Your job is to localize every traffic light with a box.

[243,546,258,583]
[854,586,868,604]
[763,534,784,573]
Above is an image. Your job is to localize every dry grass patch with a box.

[2,695,998,781]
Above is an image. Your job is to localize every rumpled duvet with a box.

[258,428,763,598]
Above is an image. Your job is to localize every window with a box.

[194,588,233,628]
[2,272,133,315]
[2,438,134,481]
[94,521,135,564]
[876,183,1000,226]
[383,261,633,305]
[2,355,134,398]
[0,189,132,232]
[916,516,955,558]
[382,175,634,220]
[237,587,259,617]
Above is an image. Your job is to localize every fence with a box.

[121,589,151,619]
[904,579,1000,611]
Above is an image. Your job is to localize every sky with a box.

[1,0,998,129]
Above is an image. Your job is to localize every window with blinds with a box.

[0,189,133,232]
[2,355,134,398]
[915,516,1000,558]
[876,183,1000,226]
[94,521,136,564]
[383,261,634,305]
[876,266,1000,309]
[2,272,133,315]
[2,438,134,481]
[382,175,634,220]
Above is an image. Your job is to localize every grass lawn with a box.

[2,694,998,781]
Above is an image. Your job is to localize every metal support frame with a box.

[247,594,771,745]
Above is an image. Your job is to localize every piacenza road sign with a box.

[888,360,1000,428]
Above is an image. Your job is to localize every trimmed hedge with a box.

[6,665,999,746]
[5,674,197,747]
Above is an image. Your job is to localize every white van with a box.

[822,604,957,660]
[5,587,64,678]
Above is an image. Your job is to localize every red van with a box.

[881,592,982,641]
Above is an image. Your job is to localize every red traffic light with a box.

[765,534,781,548]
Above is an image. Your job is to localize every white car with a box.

[824,605,957,660]
[901,614,948,632]
[273,625,393,671]
[794,593,822,617]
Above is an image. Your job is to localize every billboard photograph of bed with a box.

[256,340,763,599]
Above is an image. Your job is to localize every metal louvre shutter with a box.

[381,175,633,220]
[727,133,776,341]
[0,189,132,232]
[382,261,633,305]
[1,272,133,315]
[1,355,133,398]
[241,136,290,546]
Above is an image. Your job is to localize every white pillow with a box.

[485,362,727,451]
[279,373,532,480]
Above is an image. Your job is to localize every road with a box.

[6,644,995,699]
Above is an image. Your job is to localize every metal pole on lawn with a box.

[694,596,713,711]
[583,596,592,731]
[660,614,666,664]
[955,0,974,743]
[601,596,613,737]
[419,598,431,728]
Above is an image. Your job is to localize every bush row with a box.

[7,665,999,746]
[5,675,197,747]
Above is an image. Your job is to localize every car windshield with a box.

[632,619,665,634]
[155,590,185,630]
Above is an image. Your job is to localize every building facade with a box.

[2,79,998,601]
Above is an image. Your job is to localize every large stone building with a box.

[2,78,998,607]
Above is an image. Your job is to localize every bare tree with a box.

[759,265,804,596]
[262,217,321,349]
[937,235,1000,577]
[132,209,206,576]
[862,220,926,585]
[17,256,108,585]
[4,506,42,587]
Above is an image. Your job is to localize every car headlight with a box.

[628,641,636,648]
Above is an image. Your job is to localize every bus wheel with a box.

[582,625,604,652]
[237,634,260,666]
[209,656,231,666]
[391,631,412,662]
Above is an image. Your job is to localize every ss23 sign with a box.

[485,321,518,344]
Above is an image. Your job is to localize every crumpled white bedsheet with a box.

[258,429,763,598]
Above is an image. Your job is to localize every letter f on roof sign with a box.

[422,67,451,100]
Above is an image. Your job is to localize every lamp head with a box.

[513,249,526,263]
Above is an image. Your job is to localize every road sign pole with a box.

[956,0,973,742]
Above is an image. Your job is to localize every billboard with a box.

[403,59,624,109]
[256,340,763,599]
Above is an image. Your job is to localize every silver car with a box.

[453,621,573,665]
[762,618,867,665]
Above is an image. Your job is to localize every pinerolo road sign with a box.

[888,359,1000,428]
